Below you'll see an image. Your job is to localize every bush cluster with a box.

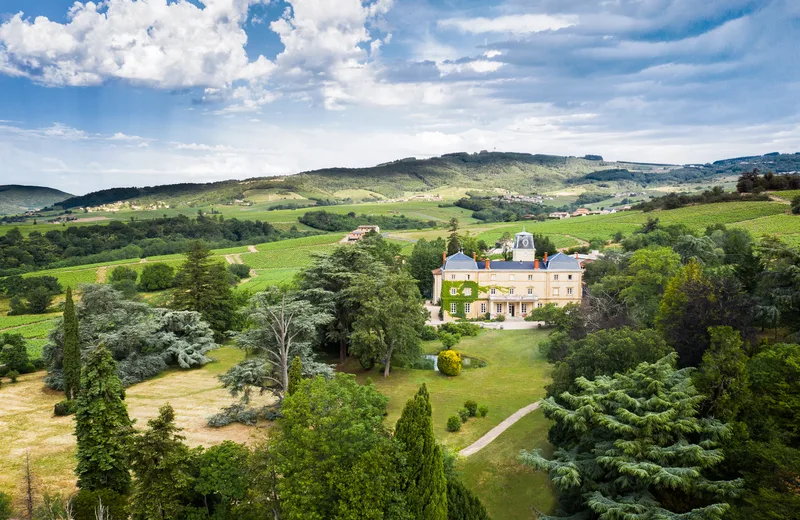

[53,399,78,417]
[446,400,488,432]
[438,322,481,337]
[420,325,439,341]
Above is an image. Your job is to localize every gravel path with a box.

[459,402,541,457]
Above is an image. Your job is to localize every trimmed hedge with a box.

[446,415,462,432]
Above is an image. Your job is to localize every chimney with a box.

[534,259,539,269]
[486,258,491,270]
[544,252,548,263]
[575,252,579,259]
[442,251,447,265]
[473,252,477,261]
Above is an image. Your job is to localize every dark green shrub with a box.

[495,314,506,322]
[446,415,462,432]
[447,479,490,520]
[138,263,176,291]
[109,266,138,283]
[438,331,461,349]
[464,400,478,417]
[72,488,127,520]
[458,408,470,423]
[7,370,19,383]
[439,322,481,337]
[229,263,252,279]
[437,350,462,376]
[478,405,488,417]
[0,491,11,520]
[54,399,77,417]
[421,325,438,341]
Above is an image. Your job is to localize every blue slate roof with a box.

[443,252,478,270]
[443,252,582,271]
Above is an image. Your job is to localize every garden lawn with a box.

[459,408,557,519]
[0,347,272,504]
[344,328,552,450]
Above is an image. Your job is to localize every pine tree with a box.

[287,356,302,396]
[446,218,460,255]
[75,345,134,494]
[130,404,193,520]
[522,354,741,519]
[446,479,490,520]
[395,384,448,520]
[172,241,235,342]
[62,287,81,400]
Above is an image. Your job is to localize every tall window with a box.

[450,303,457,314]
[490,274,496,281]
[464,288,472,296]
[450,274,456,280]
[450,287,457,295]
[465,303,471,314]
[527,287,533,295]
[521,303,527,313]
[553,274,559,281]
[528,274,533,280]
[553,288,560,296]
[466,274,471,280]
[490,288,497,295]
[496,303,503,313]
[568,274,573,280]
[567,287,573,296]
[509,288,515,295]
[480,302,487,314]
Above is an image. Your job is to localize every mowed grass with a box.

[459,408,556,519]
[344,329,552,450]
[0,347,274,503]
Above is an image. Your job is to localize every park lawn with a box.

[344,328,552,450]
[0,347,272,503]
[459,408,557,519]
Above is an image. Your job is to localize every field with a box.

[0,347,274,503]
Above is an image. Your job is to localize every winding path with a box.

[459,401,541,457]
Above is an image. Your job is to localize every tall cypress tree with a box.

[75,345,134,494]
[62,287,81,400]
[395,384,448,520]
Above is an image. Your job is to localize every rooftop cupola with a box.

[512,230,536,262]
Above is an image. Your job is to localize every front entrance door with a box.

[509,304,515,317]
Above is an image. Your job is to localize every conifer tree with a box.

[522,354,741,519]
[130,404,193,520]
[62,287,81,400]
[74,345,134,494]
[395,384,448,520]
[172,241,235,341]
[446,218,460,255]
[287,356,302,396]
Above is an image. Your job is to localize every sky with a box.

[1,0,800,194]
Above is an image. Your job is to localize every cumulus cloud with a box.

[0,0,274,88]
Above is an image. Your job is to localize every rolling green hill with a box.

[0,185,73,215]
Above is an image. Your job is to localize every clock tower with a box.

[512,231,536,262]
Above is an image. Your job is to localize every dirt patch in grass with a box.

[0,347,272,501]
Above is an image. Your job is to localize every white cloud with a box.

[438,14,577,35]
[0,0,274,89]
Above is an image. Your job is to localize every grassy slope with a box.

[0,185,72,215]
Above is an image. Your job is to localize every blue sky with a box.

[1,0,799,194]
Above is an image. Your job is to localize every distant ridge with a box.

[34,150,800,212]
[0,185,73,215]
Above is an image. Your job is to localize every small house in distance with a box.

[347,225,381,242]
[572,208,591,217]
[432,231,583,320]
[549,211,571,219]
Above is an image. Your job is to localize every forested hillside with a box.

[0,185,72,215]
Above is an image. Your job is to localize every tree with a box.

[394,385,448,520]
[275,374,409,519]
[693,326,750,421]
[298,243,394,363]
[62,287,81,400]
[223,288,333,403]
[287,356,302,396]
[657,261,753,367]
[138,263,176,291]
[409,237,447,299]
[446,479,489,520]
[522,355,741,519]
[172,241,236,341]
[130,404,194,520]
[74,345,134,494]
[195,441,251,518]
[350,271,427,377]
[753,238,800,336]
[0,333,34,374]
[109,266,138,283]
[446,218,460,255]
[26,285,56,314]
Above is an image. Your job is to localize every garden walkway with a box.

[459,401,541,457]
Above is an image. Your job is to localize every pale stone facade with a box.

[432,231,583,320]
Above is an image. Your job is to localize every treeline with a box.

[522,218,800,518]
[736,168,800,192]
[298,210,437,232]
[633,186,769,211]
[51,181,245,210]
[453,196,560,222]
[0,214,314,275]
[576,166,712,185]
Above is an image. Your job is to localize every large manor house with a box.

[432,231,584,320]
